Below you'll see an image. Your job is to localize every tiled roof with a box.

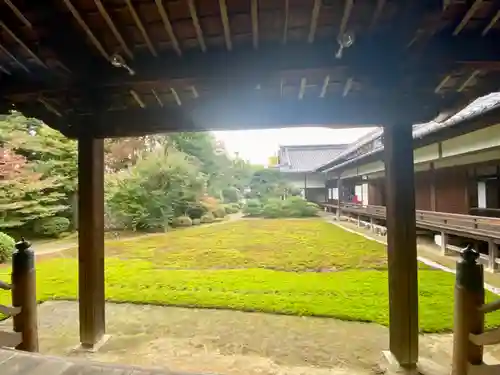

[278,144,348,172]
[315,92,500,172]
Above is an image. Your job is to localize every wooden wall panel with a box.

[435,167,469,214]
[415,171,431,211]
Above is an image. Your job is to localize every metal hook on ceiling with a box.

[110,53,135,76]
[335,31,355,59]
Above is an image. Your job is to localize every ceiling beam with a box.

[1,34,499,97]
[74,94,444,138]
[219,0,232,51]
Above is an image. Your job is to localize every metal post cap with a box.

[460,244,479,264]
[15,238,31,252]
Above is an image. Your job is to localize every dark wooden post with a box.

[337,177,342,220]
[383,123,418,369]
[11,238,38,352]
[78,135,105,348]
[452,245,484,375]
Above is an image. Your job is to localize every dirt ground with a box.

[0,300,472,375]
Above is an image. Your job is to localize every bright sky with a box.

[213,127,378,165]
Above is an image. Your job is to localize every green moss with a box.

[1,219,497,332]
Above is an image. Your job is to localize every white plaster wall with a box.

[441,123,500,158]
[414,144,439,163]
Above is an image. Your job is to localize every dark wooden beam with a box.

[78,134,105,348]
[76,94,442,138]
[2,33,500,97]
[383,122,418,369]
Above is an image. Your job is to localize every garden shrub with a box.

[242,199,263,217]
[246,197,318,218]
[224,203,240,214]
[171,216,193,227]
[262,198,284,218]
[200,213,215,223]
[192,218,201,225]
[34,217,70,237]
[222,186,240,203]
[212,207,226,218]
[186,203,207,219]
[0,232,15,263]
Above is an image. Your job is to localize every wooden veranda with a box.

[2,0,500,373]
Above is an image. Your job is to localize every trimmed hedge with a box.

[34,217,70,237]
[0,232,15,263]
[200,213,215,224]
[171,216,193,227]
[245,197,319,218]
[242,199,263,217]
[212,207,226,219]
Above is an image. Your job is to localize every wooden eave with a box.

[1,0,500,138]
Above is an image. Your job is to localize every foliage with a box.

[224,203,240,214]
[200,213,215,224]
[34,217,70,237]
[247,168,294,200]
[192,219,201,225]
[212,207,226,218]
[0,232,15,263]
[185,203,207,220]
[0,113,75,231]
[106,147,204,231]
[243,199,263,216]
[171,216,193,228]
[247,197,319,218]
[3,219,500,332]
[222,186,240,203]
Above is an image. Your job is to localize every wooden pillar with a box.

[441,232,450,256]
[452,246,484,375]
[488,240,498,273]
[383,123,418,369]
[430,162,437,211]
[337,177,342,220]
[78,135,105,348]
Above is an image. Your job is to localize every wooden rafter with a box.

[187,0,206,52]
[151,89,164,107]
[457,70,481,92]
[0,64,11,75]
[319,75,330,98]
[283,0,289,44]
[251,0,259,49]
[4,0,32,29]
[339,0,354,37]
[482,10,500,36]
[171,88,182,106]
[308,0,321,43]
[155,0,181,56]
[434,75,451,93]
[370,0,386,29]
[191,86,199,98]
[38,97,62,117]
[62,0,110,61]
[125,0,157,56]
[453,0,483,36]
[94,0,133,59]
[130,89,146,108]
[342,77,353,97]
[0,42,29,72]
[0,21,46,68]
[219,0,232,51]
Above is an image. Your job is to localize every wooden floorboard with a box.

[0,348,190,375]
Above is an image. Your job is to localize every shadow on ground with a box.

[0,301,464,375]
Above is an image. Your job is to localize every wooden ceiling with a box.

[1,0,500,138]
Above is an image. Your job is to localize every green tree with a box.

[106,146,205,230]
